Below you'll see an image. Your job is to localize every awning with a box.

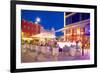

[31,33,56,39]
[22,37,33,41]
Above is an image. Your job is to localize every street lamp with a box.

[35,17,41,24]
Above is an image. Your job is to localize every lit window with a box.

[77,28,80,35]
[23,25,26,29]
[28,26,30,30]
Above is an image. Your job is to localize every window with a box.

[23,25,26,29]
[66,13,90,25]
[27,26,30,30]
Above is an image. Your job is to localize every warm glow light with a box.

[77,28,80,35]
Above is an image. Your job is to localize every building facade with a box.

[21,19,41,37]
[64,13,90,42]
[62,13,90,49]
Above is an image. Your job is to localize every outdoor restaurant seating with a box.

[21,41,82,57]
